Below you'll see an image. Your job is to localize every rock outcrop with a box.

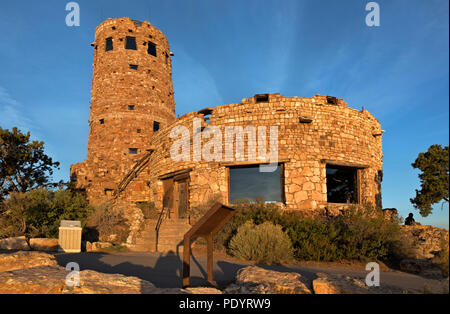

[399,225,449,278]
[29,238,59,252]
[85,241,114,252]
[0,237,58,252]
[0,236,30,251]
[400,225,449,259]
[0,251,221,294]
[0,251,58,273]
[224,266,312,294]
[312,273,407,294]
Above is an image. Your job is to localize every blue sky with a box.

[0,0,448,228]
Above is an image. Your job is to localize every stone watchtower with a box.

[71,17,176,204]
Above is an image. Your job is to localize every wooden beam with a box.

[158,168,193,180]
[219,159,290,167]
[299,116,313,123]
[321,159,369,169]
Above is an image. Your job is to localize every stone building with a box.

[71,17,384,251]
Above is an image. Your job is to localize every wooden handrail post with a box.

[206,234,213,284]
[181,203,235,288]
[182,236,191,288]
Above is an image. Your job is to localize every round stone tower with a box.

[86,17,176,189]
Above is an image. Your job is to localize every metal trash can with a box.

[58,220,82,253]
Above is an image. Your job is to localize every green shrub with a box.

[0,188,92,240]
[283,216,343,261]
[336,204,404,262]
[228,221,293,264]
[216,201,405,264]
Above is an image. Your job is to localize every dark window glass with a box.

[255,94,269,103]
[326,165,358,203]
[125,36,137,50]
[129,148,138,154]
[153,121,160,132]
[128,105,135,110]
[129,64,138,70]
[99,119,104,124]
[229,165,282,203]
[105,37,113,51]
[147,41,157,56]
[327,96,338,105]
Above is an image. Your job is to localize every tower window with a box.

[129,64,138,70]
[153,121,160,132]
[165,52,169,65]
[105,37,113,51]
[99,119,104,124]
[255,94,269,103]
[327,96,338,105]
[137,129,141,133]
[128,105,135,110]
[147,41,157,56]
[129,148,138,154]
[125,36,137,50]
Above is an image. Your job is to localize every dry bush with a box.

[85,203,128,243]
[228,220,294,265]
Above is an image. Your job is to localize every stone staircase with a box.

[130,218,191,253]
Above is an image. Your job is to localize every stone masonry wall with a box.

[141,93,383,215]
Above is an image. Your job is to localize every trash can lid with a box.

[60,220,81,228]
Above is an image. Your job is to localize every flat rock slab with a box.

[29,238,59,252]
[312,273,412,294]
[0,266,67,294]
[225,266,312,294]
[0,251,222,294]
[0,251,58,273]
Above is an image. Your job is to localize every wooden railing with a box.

[114,149,154,198]
[154,206,167,252]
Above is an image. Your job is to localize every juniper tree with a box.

[410,144,449,217]
[0,127,60,199]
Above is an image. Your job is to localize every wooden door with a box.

[162,179,174,218]
[176,179,189,219]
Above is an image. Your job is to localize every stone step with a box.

[131,218,191,252]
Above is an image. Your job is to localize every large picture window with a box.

[228,164,284,204]
[326,165,358,204]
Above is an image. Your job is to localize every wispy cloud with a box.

[0,86,34,132]
[267,1,303,91]
[173,47,224,114]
